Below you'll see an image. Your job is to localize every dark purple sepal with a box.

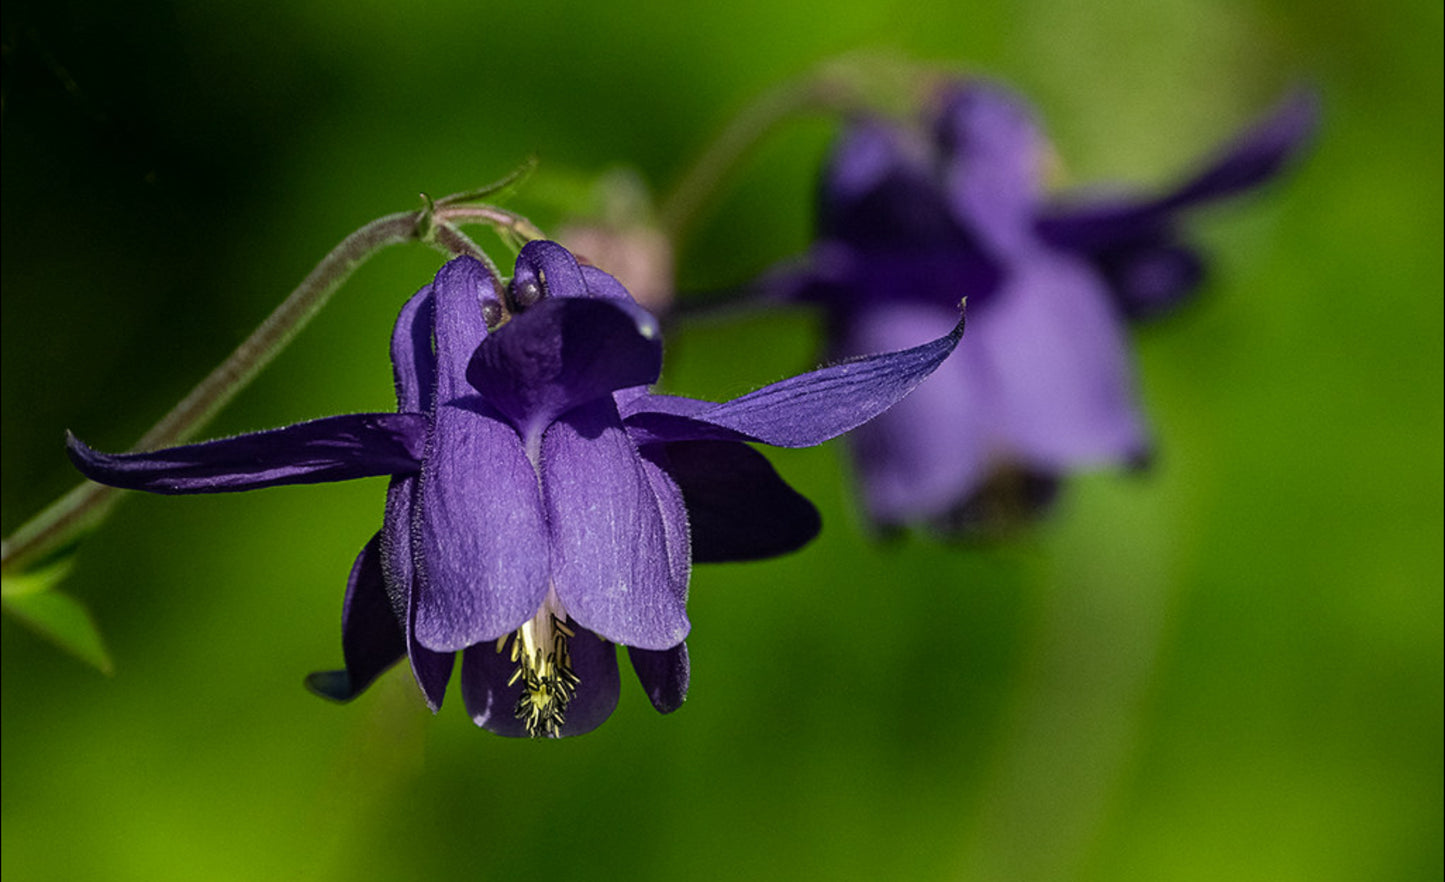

[459,640,530,738]
[1093,238,1207,322]
[629,642,689,714]
[66,413,426,495]
[460,627,621,738]
[1161,87,1320,212]
[819,119,964,251]
[660,440,820,562]
[305,534,405,703]
[380,472,453,710]
[636,445,692,602]
[555,628,623,736]
[1034,89,1317,320]
[376,285,436,623]
[467,296,662,437]
[620,312,965,448]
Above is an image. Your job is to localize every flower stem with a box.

[1,197,543,574]
[661,58,925,250]
[658,53,954,254]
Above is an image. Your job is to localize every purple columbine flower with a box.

[68,241,962,737]
[766,81,1316,530]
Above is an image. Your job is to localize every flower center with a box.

[497,587,579,738]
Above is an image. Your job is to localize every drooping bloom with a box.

[68,241,962,737]
[766,81,1316,530]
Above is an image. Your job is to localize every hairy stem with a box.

[2,199,541,574]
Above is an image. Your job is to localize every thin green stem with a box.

[658,67,865,249]
[1,197,543,574]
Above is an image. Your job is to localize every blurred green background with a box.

[3,1,1440,880]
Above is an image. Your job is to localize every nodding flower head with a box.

[69,240,964,736]
[762,81,1316,532]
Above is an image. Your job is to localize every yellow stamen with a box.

[497,588,577,738]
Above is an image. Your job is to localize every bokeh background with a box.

[3,1,1440,880]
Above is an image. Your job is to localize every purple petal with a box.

[415,401,550,652]
[513,240,661,326]
[1094,238,1207,322]
[378,284,437,624]
[636,446,692,601]
[580,264,646,306]
[1162,88,1320,211]
[620,312,965,449]
[629,643,689,714]
[1037,90,1319,253]
[543,399,688,651]
[514,239,591,300]
[414,253,550,652]
[66,413,426,494]
[835,304,995,524]
[659,440,821,562]
[431,255,499,392]
[980,256,1150,469]
[391,285,436,414]
[936,81,1046,258]
[461,627,621,738]
[458,639,529,738]
[466,296,662,440]
[381,473,453,710]
[305,534,406,702]
[406,571,457,710]
[820,120,964,251]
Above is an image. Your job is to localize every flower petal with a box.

[461,627,621,738]
[382,287,454,706]
[391,285,436,414]
[305,534,405,703]
[620,312,965,449]
[659,440,820,562]
[1163,88,1320,211]
[544,399,688,651]
[66,413,426,494]
[513,239,591,300]
[629,643,689,714]
[466,295,661,439]
[415,402,550,652]
[553,628,622,736]
[820,120,965,251]
[458,639,530,738]
[513,240,661,329]
[378,284,436,624]
[382,474,454,710]
[1094,237,1207,322]
[980,255,1150,468]
[431,255,499,388]
[1036,90,1319,253]
[414,254,550,652]
[636,446,691,600]
[936,81,1047,258]
[833,303,995,524]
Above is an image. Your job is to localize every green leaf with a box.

[2,556,75,598]
[2,565,114,675]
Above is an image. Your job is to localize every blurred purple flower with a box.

[69,241,962,737]
[766,81,1316,530]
